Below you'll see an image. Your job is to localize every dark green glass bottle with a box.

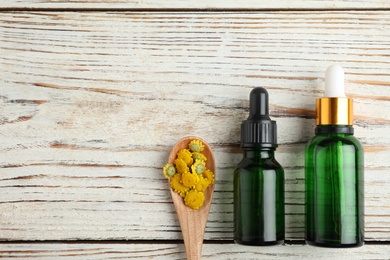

[234,87,285,246]
[305,65,364,248]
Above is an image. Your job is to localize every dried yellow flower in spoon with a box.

[163,139,214,210]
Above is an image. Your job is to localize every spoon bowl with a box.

[168,136,215,260]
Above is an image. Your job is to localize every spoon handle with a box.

[171,190,209,260]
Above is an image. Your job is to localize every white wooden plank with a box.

[1,0,390,10]
[0,243,389,259]
[0,12,389,241]
[0,165,388,240]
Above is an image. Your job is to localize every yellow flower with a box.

[184,190,205,210]
[191,159,206,175]
[189,139,204,152]
[195,177,211,192]
[170,173,189,197]
[174,158,188,174]
[182,171,199,188]
[184,190,205,209]
[192,152,207,162]
[202,169,215,184]
[163,163,176,178]
[177,149,193,166]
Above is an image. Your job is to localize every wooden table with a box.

[1,1,389,259]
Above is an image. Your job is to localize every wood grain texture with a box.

[1,0,390,10]
[0,243,390,259]
[0,12,389,243]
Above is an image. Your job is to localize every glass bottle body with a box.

[234,150,285,246]
[305,131,364,247]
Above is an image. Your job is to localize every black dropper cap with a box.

[241,87,277,149]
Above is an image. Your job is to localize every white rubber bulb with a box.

[324,65,345,97]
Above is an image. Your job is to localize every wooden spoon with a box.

[168,136,215,260]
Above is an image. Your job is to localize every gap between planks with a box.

[1,8,390,12]
[0,240,388,245]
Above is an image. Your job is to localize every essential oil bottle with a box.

[305,65,364,248]
[234,87,285,246]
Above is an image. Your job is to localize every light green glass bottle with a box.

[234,87,285,246]
[305,65,364,248]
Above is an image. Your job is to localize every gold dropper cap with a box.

[316,97,353,125]
[316,65,353,126]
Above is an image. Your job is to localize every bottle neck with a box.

[243,149,275,159]
[315,125,354,135]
